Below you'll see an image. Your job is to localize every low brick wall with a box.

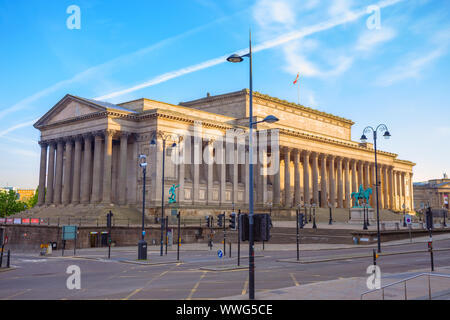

[0,224,209,251]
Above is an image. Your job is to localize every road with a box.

[1,239,450,300]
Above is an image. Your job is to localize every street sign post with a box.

[62,225,77,256]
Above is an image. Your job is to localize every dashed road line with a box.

[186,271,207,300]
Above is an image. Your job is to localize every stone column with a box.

[245,149,250,204]
[344,158,350,208]
[320,154,328,208]
[311,152,319,206]
[388,166,394,210]
[377,165,384,208]
[409,172,414,210]
[54,140,64,205]
[91,133,103,203]
[178,139,186,204]
[284,147,291,207]
[357,160,364,190]
[219,140,226,205]
[46,142,56,205]
[293,149,301,206]
[351,159,357,196]
[303,150,311,205]
[102,130,113,204]
[370,163,376,207]
[37,141,48,206]
[233,143,239,204]
[81,134,92,204]
[206,140,213,204]
[273,148,281,206]
[118,132,129,205]
[336,157,343,208]
[71,136,82,205]
[401,172,406,209]
[62,138,73,205]
[382,165,388,209]
[193,135,201,203]
[364,162,370,190]
[328,155,336,207]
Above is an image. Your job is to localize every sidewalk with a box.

[220,267,450,300]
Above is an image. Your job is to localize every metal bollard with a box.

[6,250,10,268]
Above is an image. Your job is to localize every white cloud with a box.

[92,0,404,101]
[375,47,446,86]
[355,27,396,52]
[253,0,296,29]
[0,119,39,138]
[282,40,353,78]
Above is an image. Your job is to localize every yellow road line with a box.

[122,269,172,300]
[123,288,143,300]
[186,272,207,300]
[242,276,249,295]
[290,273,300,286]
[2,289,31,300]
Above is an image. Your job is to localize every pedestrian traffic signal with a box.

[298,213,305,229]
[106,211,113,228]
[229,212,236,230]
[217,213,225,228]
[239,214,249,241]
[426,207,433,230]
[239,213,271,242]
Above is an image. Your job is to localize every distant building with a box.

[413,174,450,210]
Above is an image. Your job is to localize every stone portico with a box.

[34,90,415,217]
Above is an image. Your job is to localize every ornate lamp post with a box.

[150,131,180,257]
[138,154,148,260]
[226,31,279,300]
[360,124,391,253]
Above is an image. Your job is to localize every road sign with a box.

[217,249,223,259]
[62,225,77,240]
[405,214,412,225]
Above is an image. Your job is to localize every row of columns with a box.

[37,130,131,206]
[273,147,412,210]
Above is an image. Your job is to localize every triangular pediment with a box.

[34,95,106,128]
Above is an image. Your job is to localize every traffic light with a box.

[298,213,305,229]
[239,214,271,242]
[239,214,249,241]
[218,213,224,228]
[229,212,236,230]
[254,214,271,241]
[205,216,213,228]
[426,207,433,230]
[106,211,113,228]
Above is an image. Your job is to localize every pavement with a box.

[2,234,450,300]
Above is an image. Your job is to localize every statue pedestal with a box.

[348,208,376,225]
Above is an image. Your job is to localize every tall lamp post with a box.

[150,131,179,257]
[360,124,391,253]
[138,154,148,260]
[227,31,279,300]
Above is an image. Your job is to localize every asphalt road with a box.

[1,239,450,300]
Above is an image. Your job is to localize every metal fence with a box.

[361,272,450,300]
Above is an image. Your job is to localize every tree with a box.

[0,190,28,217]
[27,188,39,208]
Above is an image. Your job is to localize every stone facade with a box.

[414,174,450,210]
[34,90,415,216]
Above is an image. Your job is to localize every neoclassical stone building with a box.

[35,90,415,216]
[414,174,450,210]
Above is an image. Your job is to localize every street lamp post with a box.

[227,31,279,300]
[138,154,148,260]
[360,124,391,253]
[151,132,179,257]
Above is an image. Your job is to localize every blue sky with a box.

[0,0,449,188]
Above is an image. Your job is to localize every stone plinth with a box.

[349,208,375,225]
